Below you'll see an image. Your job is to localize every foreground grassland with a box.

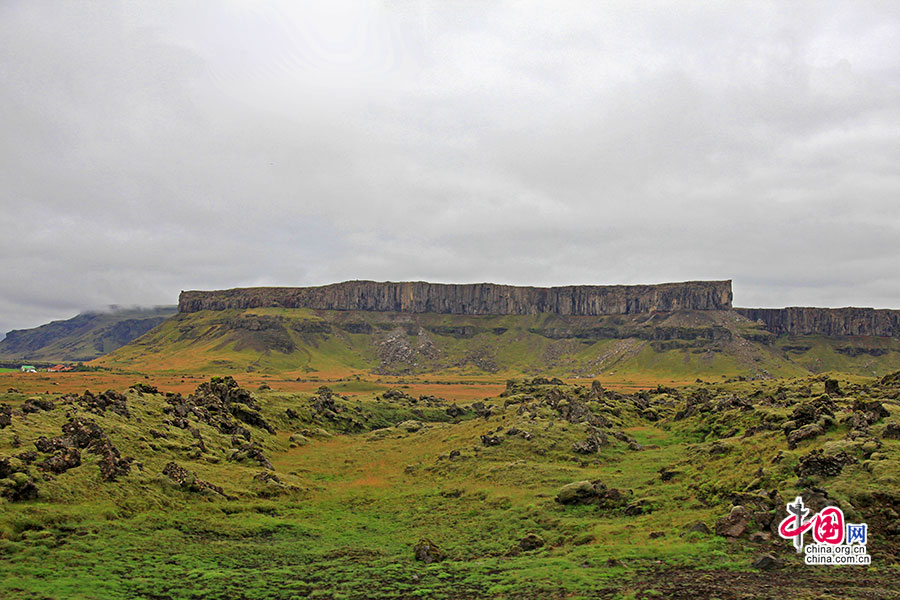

[1,373,899,599]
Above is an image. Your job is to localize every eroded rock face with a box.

[179,280,734,316]
[736,307,900,337]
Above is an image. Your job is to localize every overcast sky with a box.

[2,1,899,336]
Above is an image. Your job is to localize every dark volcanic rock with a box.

[164,377,275,438]
[555,480,630,508]
[34,436,70,454]
[751,554,784,571]
[61,417,107,449]
[229,442,274,470]
[716,505,753,538]
[0,404,12,429]
[852,399,890,424]
[60,417,132,481]
[78,389,129,417]
[22,397,54,413]
[883,423,900,440]
[517,533,545,551]
[572,428,609,454]
[786,424,824,449]
[413,538,444,563]
[162,462,226,496]
[0,472,38,501]
[38,448,81,474]
[796,449,857,478]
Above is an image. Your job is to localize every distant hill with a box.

[0,306,177,362]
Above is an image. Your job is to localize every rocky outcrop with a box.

[179,280,733,316]
[736,307,900,337]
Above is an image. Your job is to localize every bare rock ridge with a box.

[736,307,900,337]
[178,280,734,316]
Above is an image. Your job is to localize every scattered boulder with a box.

[796,449,857,478]
[38,448,81,474]
[60,417,132,481]
[789,396,835,428]
[786,424,824,450]
[748,532,772,544]
[824,378,842,397]
[883,423,900,440]
[556,480,602,505]
[164,377,276,437]
[22,397,54,413]
[162,462,226,497]
[130,383,159,394]
[229,442,274,470]
[572,428,608,454]
[34,436,69,454]
[624,500,651,516]
[413,538,444,563]
[751,554,784,570]
[0,404,11,428]
[685,521,711,535]
[78,390,129,418]
[517,533,545,551]
[853,399,890,425]
[0,471,38,502]
[555,480,630,508]
[445,405,466,418]
[716,505,753,538]
[659,467,677,482]
[480,434,502,447]
[288,433,310,447]
[253,471,283,485]
[399,420,423,433]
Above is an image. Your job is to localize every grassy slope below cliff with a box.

[97,307,809,379]
[97,307,900,379]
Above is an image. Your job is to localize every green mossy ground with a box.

[1,374,899,599]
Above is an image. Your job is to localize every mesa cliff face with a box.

[736,307,900,337]
[178,280,734,316]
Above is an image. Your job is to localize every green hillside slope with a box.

[95,307,849,379]
[0,307,177,363]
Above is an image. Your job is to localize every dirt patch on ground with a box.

[630,567,900,600]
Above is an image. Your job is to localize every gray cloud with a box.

[2,1,899,337]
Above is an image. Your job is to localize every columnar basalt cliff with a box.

[178,280,734,316]
[736,307,900,337]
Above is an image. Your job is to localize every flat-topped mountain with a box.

[736,307,900,337]
[178,280,734,316]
